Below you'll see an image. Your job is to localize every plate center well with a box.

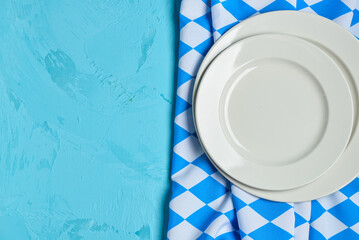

[220,59,328,166]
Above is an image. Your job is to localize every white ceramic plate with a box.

[195,34,353,191]
[193,11,359,202]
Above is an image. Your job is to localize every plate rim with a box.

[194,33,354,191]
[191,10,359,202]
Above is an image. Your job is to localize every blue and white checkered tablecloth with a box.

[167,1,359,239]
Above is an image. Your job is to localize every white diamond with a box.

[242,0,275,11]
[208,192,234,213]
[350,222,359,234]
[317,191,347,210]
[177,78,194,104]
[211,3,237,30]
[242,236,254,240]
[286,0,297,7]
[299,7,316,14]
[349,22,359,38]
[341,0,357,10]
[167,220,202,240]
[181,22,211,48]
[272,209,294,235]
[294,201,311,221]
[174,135,204,162]
[179,49,203,76]
[204,214,234,237]
[295,223,310,240]
[172,164,209,189]
[333,11,353,29]
[304,0,322,5]
[170,191,205,219]
[180,0,209,20]
[213,31,221,42]
[311,212,347,239]
[349,192,359,206]
[175,108,195,134]
[232,187,258,204]
[237,206,269,234]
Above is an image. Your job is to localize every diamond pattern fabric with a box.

[168,0,359,239]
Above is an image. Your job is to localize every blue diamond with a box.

[179,41,193,59]
[310,200,326,221]
[177,68,193,87]
[352,9,359,27]
[174,96,191,116]
[221,0,257,21]
[330,228,359,240]
[249,222,292,239]
[232,194,247,211]
[171,153,190,175]
[194,37,213,56]
[260,0,296,13]
[310,0,351,20]
[171,181,187,199]
[192,154,217,175]
[168,209,184,229]
[194,13,213,32]
[295,212,307,227]
[173,124,191,146]
[189,176,228,204]
[202,0,211,7]
[340,178,359,197]
[216,231,241,240]
[180,14,192,29]
[249,199,292,221]
[186,205,221,231]
[197,233,214,240]
[328,199,359,227]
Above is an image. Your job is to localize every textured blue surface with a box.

[0,0,177,239]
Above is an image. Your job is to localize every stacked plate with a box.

[193,11,359,202]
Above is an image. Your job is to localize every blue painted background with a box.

[0,0,178,239]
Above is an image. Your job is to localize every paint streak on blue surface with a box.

[0,0,176,239]
[137,30,157,72]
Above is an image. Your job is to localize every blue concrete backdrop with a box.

[0,0,178,239]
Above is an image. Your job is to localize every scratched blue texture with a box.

[0,0,177,239]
